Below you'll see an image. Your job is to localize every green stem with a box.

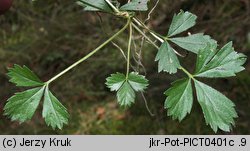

[132,23,159,49]
[104,0,164,43]
[133,23,193,79]
[132,18,164,43]
[126,22,133,79]
[46,19,131,84]
[104,0,192,80]
[105,0,164,43]
[104,0,120,13]
[179,66,194,80]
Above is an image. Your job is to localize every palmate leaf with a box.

[167,11,197,37]
[4,87,45,123]
[163,41,246,132]
[169,33,216,54]
[77,0,113,13]
[194,80,238,132]
[164,78,193,121]
[43,86,69,130]
[164,78,239,132]
[155,42,180,74]
[7,64,44,87]
[5,64,69,129]
[106,72,148,107]
[120,0,148,11]
[195,42,247,78]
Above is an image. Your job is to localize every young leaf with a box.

[43,87,69,129]
[195,42,247,78]
[4,87,45,123]
[194,80,238,132]
[77,0,113,13]
[128,72,148,91]
[169,33,216,54]
[105,73,126,91]
[7,64,44,87]
[117,81,135,107]
[168,11,197,37]
[155,42,180,74]
[164,78,193,121]
[120,0,148,11]
[106,72,148,107]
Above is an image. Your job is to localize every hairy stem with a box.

[46,19,131,84]
[126,22,133,79]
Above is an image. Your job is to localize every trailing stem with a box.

[46,19,131,85]
[126,22,133,79]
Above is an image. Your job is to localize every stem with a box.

[46,19,131,84]
[104,0,191,79]
[104,0,120,13]
[179,66,194,79]
[132,18,164,43]
[132,23,159,49]
[126,22,133,79]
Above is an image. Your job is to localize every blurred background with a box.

[0,0,249,134]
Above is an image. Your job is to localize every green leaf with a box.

[105,73,126,91]
[128,72,148,91]
[164,78,193,121]
[4,87,45,123]
[117,81,135,107]
[77,0,113,13]
[7,64,44,87]
[195,43,218,73]
[43,86,69,129]
[155,42,180,74]
[168,11,197,37]
[194,80,238,132]
[170,33,216,54]
[106,72,148,107]
[120,0,148,11]
[195,42,247,78]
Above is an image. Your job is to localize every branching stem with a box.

[104,0,119,13]
[179,66,194,80]
[46,19,131,84]
[132,23,159,49]
[132,18,165,42]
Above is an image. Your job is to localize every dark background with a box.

[0,0,249,134]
